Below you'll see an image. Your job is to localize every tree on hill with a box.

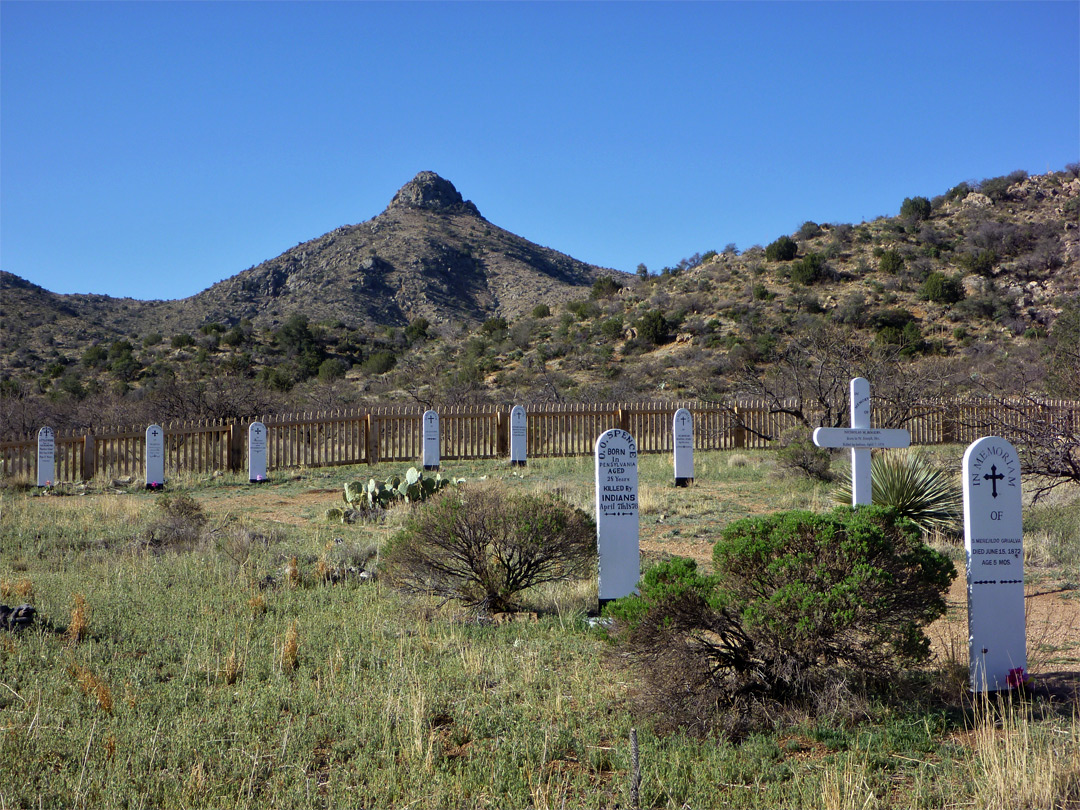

[765,236,798,262]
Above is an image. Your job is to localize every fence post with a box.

[941,402,957,445]
[496,410,509,458]
[732,406,745,449]
[366,413,379,465]
[226,423,239,473]
[82,432,96,480]
[617,406,629,433]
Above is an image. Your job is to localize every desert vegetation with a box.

[1,448,1077,807]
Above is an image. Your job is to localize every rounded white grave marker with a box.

[595,429,640,603]
[248,421,268,483]
[963,436,1026,692]
[673,408,694,486]
[510,405,527,467]
[422,410,440,471]
[37,426,56,487]
[145,424,165,489]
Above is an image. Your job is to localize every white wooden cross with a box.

[812,377,911,506]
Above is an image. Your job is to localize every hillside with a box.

[0,171,616,354]
[1,167,1078,435]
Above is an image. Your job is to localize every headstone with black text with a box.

[248,421,267,483]
[595,429,640,605]
[673,408,694,486]
[963,436,1026,692]
[422,410,440,471]
[37,427,55,487]
[145,424,165,490]
[510,405,527,466]
[813,377,910,506]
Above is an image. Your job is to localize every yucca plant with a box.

[834,449,962,535]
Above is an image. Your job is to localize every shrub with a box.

[777,428,832,480]
[607,506,955,736]
[590,276,623,299]
[636,310,670,346]
[566,300,601,321]
[531,303,551,318]
[878,249,904,274]
[360,350,396,375]
[899,196,932,222]
[383,485,596,612]
[317,358,346,382]
[765,236,798,262]
[833,450,962,535]
[958,248,998,275]
[481,317,508,337]
[789,253,826,285]
[404,317,430,344]
[919,272,964,305]
[978,170,1028,202]
[141,493,208,551]
[797,221,822,240]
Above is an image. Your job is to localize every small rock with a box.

[0,604,36,632]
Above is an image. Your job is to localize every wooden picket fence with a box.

[2,398,1078,482]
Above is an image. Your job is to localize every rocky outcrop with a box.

[386,171,482,217]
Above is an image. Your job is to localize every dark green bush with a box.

[566,300,601,321]
[590,276,623,299]
[607,506,955,736]
[918,272,964,305]
[404,317,430,344]
[531,303,552,318]
[481,317,508,337]
[360,350,396,375]
[790,253,826,285]
[957,249,998,275]
[878,249,904,274]
[899,196,932,222]
[317,358,346,382]
[636,310,670,346]
[765,236,798,262]
[383,484,596,612]
[797,221,822,240]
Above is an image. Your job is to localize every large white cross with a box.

[812,377,911,506]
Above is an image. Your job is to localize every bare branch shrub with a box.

[382,483,596,612]
[140,492,208,551]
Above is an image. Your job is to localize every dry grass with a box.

[66,592,89,644]
[969,697,1080,809]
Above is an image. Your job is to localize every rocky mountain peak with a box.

[386,171,482,217]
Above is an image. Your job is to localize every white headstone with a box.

[145,424,165,489]
[36,426,56,487]
[595,429,640,603]
[509,405,527,466]
[813,377,910,506]
[422,410,440,471]
[673,408,694,486]
[248,421,267,483]
[963,436,1026,692]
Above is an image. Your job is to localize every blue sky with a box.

[2,1,1077,301]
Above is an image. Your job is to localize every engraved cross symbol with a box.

[253,426,263,437]
[678,413,689,426]
[151,429,160,438]
[984,464,1005,498]
[426,413,436,425]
